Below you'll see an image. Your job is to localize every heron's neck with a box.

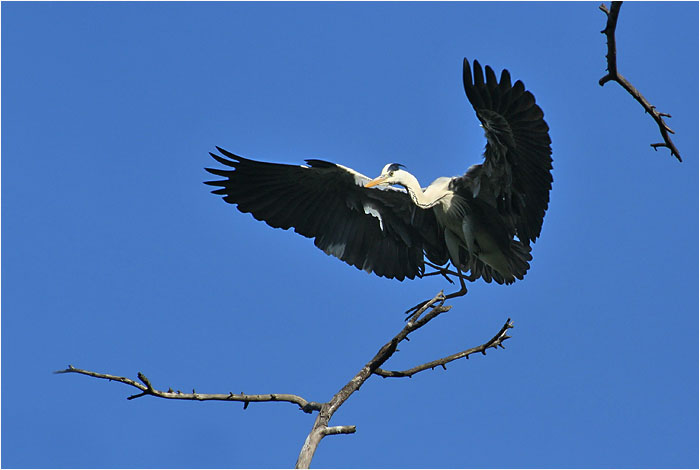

[400,173,443,209]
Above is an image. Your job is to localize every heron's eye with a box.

[389,171,394,177]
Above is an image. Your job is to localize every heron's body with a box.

[205,59,552,291]
[369,167,531,285]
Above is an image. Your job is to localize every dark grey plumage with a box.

[205,149,448,281]
[461,59,553,246]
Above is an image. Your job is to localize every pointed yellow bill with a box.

[364,176,387,188]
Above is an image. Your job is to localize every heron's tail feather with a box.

[504,239,532,284]
[461,239,531,285]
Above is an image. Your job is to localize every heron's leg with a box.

[439,230,468,299]
[444,266,468,300]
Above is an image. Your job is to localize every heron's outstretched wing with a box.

[205,147,448,280]
[462,58,553,245]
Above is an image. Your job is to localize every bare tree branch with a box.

[54,365,323,413]
[57,291,512,468]
[598,1,682,162]
[374,318,513,378]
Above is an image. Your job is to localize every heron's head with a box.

[365,163,407,188]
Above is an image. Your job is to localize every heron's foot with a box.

[404,285,467,319]
[404,299,432,317]
[422,270,454,284]
[404,294,446,319]
[423,262,459,285]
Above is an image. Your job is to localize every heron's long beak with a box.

[364,175,387,188]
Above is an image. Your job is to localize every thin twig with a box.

[374,318,513,378]
[54,366,322,413]
[598,1,682,162]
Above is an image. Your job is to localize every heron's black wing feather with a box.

[205,148,447,280]
[462,59,553,245]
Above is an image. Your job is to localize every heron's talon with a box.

[404,298,436,318]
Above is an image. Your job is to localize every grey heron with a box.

[205,59,552,301]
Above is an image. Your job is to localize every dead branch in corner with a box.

[598,1,682,162]
[57,291,512,469]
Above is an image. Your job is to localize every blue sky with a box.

[2,2,697,468]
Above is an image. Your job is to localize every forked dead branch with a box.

[56,292,513,469]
